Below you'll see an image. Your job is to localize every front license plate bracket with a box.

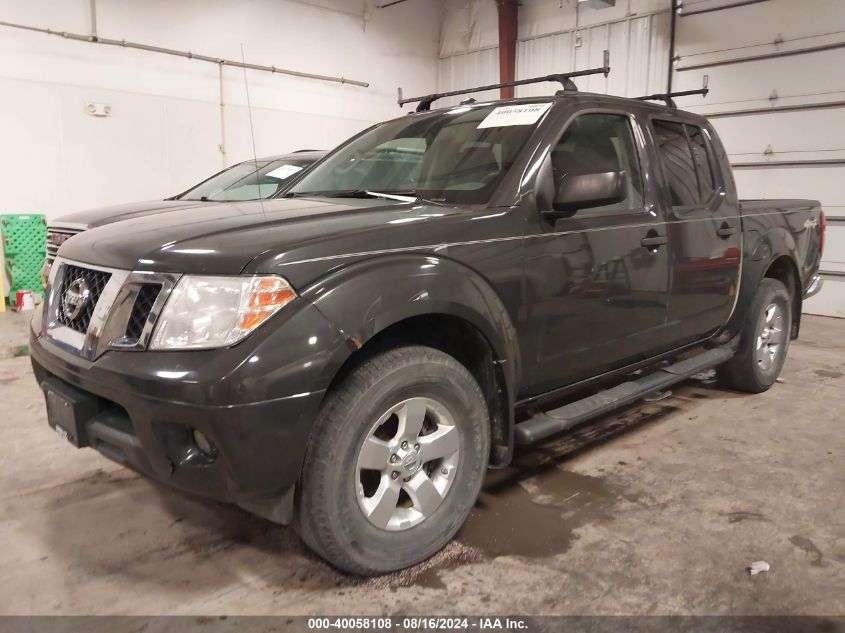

[41,378,98,448]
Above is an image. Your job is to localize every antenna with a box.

[240,43,265,216]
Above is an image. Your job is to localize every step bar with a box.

[513,348,735,445]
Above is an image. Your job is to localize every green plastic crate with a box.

[2,214,46,256]
[1,214,47,303]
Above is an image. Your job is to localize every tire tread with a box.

[294,345,487,575]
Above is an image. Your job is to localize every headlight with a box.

[150,275,296,350]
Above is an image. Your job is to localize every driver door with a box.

[523,110,671,395]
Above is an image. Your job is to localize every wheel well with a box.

[764,255,801,338]
[325,314,512,467]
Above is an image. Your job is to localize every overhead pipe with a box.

[218,63,227,168]
[679,0,770,17]
[732,158,845,168]
[706,99,845,119]
[0,20,370,88]
[288,0,367,19]
[667,0,678,92]
[89,0,97,38]
[677,40,845,72]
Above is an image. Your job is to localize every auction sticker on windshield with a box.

[477,102,552,128]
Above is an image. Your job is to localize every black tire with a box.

[717,278,792,393]
[294,345,490,575]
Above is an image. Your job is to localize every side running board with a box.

[513,348,734,445]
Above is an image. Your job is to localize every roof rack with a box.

[636,76,709,108]
[398,50,610,112]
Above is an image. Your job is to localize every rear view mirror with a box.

[548,170,626,217]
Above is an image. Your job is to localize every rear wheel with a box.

[718,278,792,393]
[294,345,489,575]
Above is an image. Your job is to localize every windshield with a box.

[177,158,313,202]
[288,104,549,204]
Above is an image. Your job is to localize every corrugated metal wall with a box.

[515,4,671,98]
[438,0,672,103]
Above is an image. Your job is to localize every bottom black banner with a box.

[0,616,842,633]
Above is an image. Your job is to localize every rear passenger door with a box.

[649,118,742,347]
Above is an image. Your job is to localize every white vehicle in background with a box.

[44,150,325,272]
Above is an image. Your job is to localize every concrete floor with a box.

[0,313,843,616]
[0,309,33,359]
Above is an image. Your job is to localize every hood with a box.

[53,199,210,228]
[58,197,467,276]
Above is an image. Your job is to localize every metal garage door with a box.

[673,0,845,317]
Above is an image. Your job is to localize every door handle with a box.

[716,223,736,238]
[641,233,668,248]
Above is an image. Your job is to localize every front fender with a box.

[299,254,520,393]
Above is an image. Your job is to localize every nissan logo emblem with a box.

[62,278,91,321]
[401,452,421,475]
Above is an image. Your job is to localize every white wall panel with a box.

[819,222,845,270]
[57,85,171,212]
[803,276,845,318]
[673,48,845,113]
[676,0,845,65]
[733,166,845,209]
[437,49,500,106]
[713,109,845,163]
[440,0,499,57]
[0,0,441,218]
[0,79,65,215]
[439,1,672,101]
[518,0,667,40]
[163,99,224,195]
[515,12,671,98]
[515,33,573,98]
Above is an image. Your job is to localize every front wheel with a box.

[294,345,490,575]
[718,278,792,393]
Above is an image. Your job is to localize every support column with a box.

[497,0,518,98]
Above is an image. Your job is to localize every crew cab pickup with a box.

[30,89,825,576]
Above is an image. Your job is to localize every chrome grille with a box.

[44,257,178,360]
[56,264,112,334]
[46,226,86,265]
[125,284,162,341]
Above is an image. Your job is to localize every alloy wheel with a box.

[355,397,460,531]
[756,302,785,372]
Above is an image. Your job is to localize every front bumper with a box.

[29,298,347,521]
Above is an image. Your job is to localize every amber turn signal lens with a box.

[246,277,296,308]
[237,277,296,331]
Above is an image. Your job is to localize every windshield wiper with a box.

[316,190,415,201]
[286,189,442,205]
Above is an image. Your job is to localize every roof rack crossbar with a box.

[635,76,709,108]
[399,50,610,112]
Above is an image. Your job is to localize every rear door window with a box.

[686,125,716,201]
[652,119,718,208]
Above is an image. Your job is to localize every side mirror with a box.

[546,170,627,218]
